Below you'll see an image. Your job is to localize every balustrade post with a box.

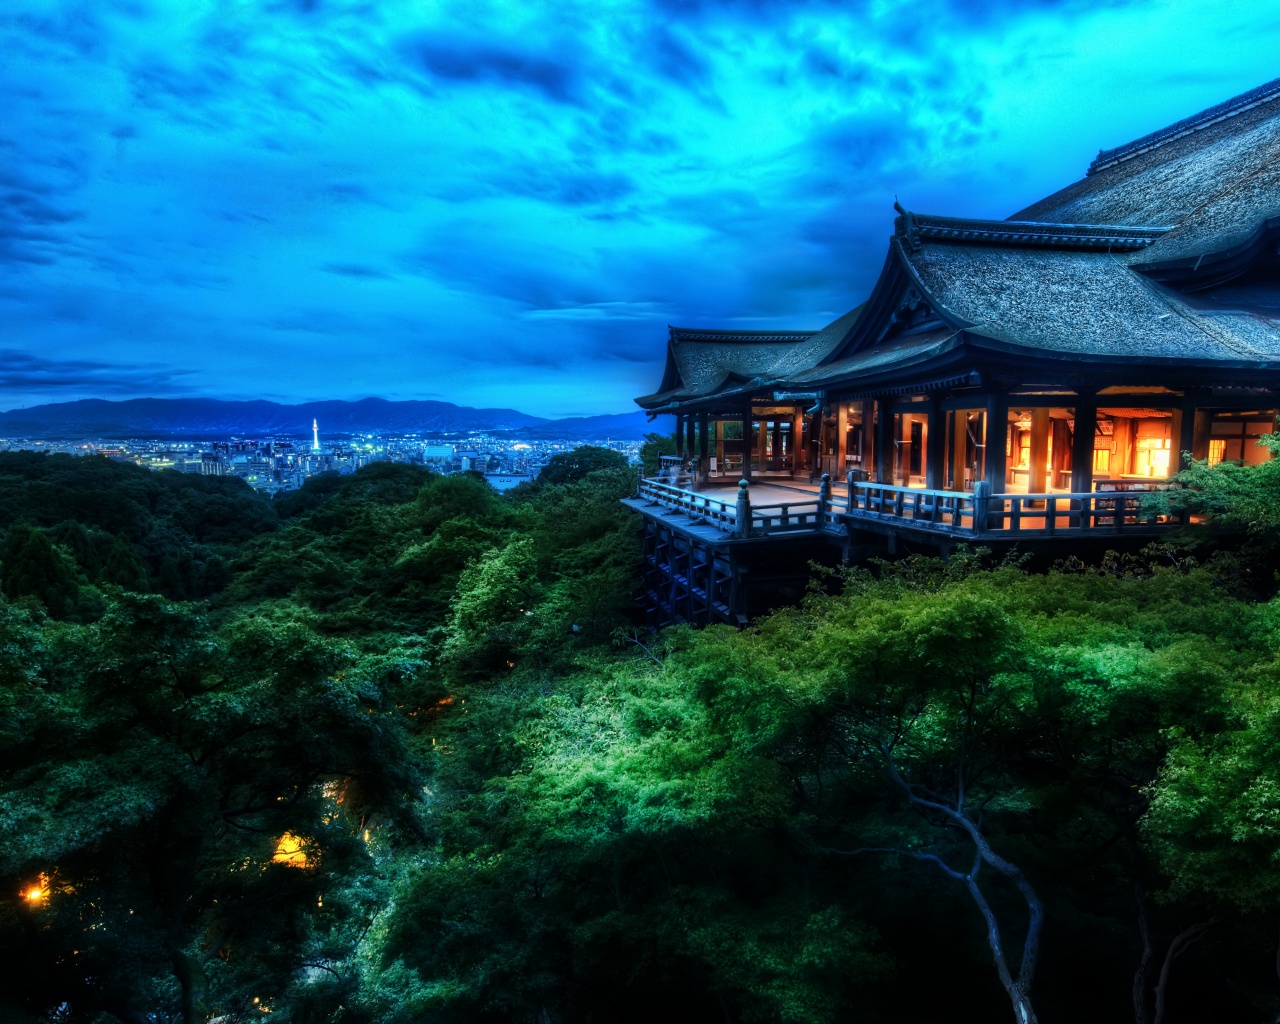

[734,479,752,539]
[818,472,832,523]
[973,479,990,533]
[846,469,857,512]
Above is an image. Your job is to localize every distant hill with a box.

[507,410,657,440]
[0,398,663,440]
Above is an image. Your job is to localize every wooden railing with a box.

[847,482,977,530]
[980,489,1179,534]
[638,477,737,531]
[750,499,825,535]
[636,474,1181,541]
[845,480,1180,535]
[637,477,824,538]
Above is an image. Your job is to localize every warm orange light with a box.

[22,873,50,905]
[272,832,312,869]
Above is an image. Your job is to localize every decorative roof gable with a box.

[894,207,1172,252]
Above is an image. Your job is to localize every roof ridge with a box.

[894,210,1171,252]
[1088,77,1280,176]
[668,326,817,343]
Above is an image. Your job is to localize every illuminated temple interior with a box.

[627,78,1280,627]
[637,78,1280,503]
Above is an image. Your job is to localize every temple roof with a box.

[788,330,959,385]
[1013,78,1280,267]
[635,316,859,410]
[894,210,1171,252]
[637,78,1280,412]
[899,239,1280,365]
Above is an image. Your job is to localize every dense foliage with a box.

[2,447,1280,1023]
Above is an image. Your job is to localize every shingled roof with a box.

[898,239,1280,364]
[1013,78,1280,268]
[635,318,858,409]
[636,78,1280,411]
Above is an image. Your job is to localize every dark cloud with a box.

[404,34,584,105]
[0,153,82,266]
[0,349,192,395]
[0,0,1273,416]
[322,263,392,279]
[646,25,714,89]
[490,166,638,207]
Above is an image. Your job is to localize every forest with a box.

[3,438,1280,1024]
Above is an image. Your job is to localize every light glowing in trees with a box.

[272,833,312,869]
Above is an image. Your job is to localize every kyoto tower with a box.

[312,418,320,452]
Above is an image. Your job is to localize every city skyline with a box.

[3,1,1279,417]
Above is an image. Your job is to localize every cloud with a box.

[0,349,193,397]
[322,263,393,279]
[0,0,1278,417]
[403,34,585,105]
[0,143,83,266]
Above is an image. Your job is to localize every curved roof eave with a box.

[962,328,1280,372]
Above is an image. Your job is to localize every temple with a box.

[625,78,1280,626]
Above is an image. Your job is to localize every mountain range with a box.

[0,398,660,440]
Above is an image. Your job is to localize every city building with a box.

[628,78,1280,626]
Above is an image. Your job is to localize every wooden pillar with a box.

[1072,397,1097,494]
[715,420,725,472]
[874,399,891,484]
[741,409,752,482]
[862,400,876,480]
[949,410,967,490]
[771,420,782,472]
[1175,402,1192,471]
[925,396,945,490]
[791,409,804,477]
[686,415,697,461]
[1191,409,1211,463]
[813,411,825,480]
[1029,407,1050,493]
[675,414,685,458]
[698,412,709,482]
[1112,416,1133,475]
[757,419,769,472]
[984,393,1007,493]
[835,402,849,477]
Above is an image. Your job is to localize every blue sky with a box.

[2,0,1278,417]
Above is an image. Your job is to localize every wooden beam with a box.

[1192,409,1211,463]
[791,409,804,477]
[862,400,876,480]
[874,399,891,484]
[1071,397,1097,494]
[984,393,1007,492]
[835,402,848,477]
[1112,416,1133,475]
[698,412,709,484]
[950,409,966,489]
[1029,407,1050,493]
[925,396,944,490]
